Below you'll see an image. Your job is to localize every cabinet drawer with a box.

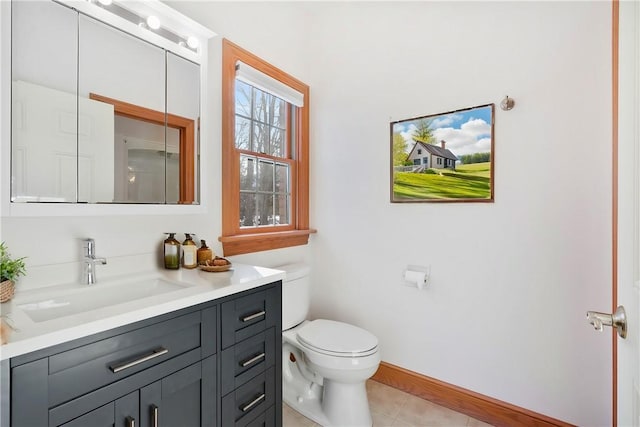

[49,311,202,406]
[221,287,278,349]
[221,366,275,427]
[245,405,275,427]
[221,328,276,395]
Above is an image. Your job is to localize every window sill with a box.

[219,229,317,256]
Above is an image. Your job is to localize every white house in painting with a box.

[406,139,458,170]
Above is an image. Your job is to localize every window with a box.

[221,39,313,256]
[417,149,422,155]
[422,157,428,165]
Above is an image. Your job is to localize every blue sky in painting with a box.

[393,105,492,157]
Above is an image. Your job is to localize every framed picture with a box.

[390,104,495,203]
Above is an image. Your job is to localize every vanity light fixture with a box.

[187,36,199,49]
[146,15,160,30]
[63,0,215,62]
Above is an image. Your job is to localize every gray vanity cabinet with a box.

[220,286,281,426]
[7,281,282,427]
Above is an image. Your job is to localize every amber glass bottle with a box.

[197,240,213,264]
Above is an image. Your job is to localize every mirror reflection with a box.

[10,0,200,205]
[11,1,78,202]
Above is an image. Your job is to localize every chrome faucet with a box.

[83,238,107,285]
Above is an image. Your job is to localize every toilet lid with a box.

[296,319,378,357]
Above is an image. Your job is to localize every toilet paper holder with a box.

[402,265,431,290]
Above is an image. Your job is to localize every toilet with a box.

[278,263,380,427]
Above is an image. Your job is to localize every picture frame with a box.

[390,104,495,203]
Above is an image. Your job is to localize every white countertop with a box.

[0,263,285,361]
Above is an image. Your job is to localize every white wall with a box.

[304,2,612,426]
[1,1,613,425]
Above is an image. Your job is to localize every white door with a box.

[11,80,114,203]
[616,1,639,425]
[11,80,78,202]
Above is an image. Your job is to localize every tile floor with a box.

[282,380,494,427]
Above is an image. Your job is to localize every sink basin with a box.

[18,277,191,323]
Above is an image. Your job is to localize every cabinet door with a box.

[115,391,139,427]
[140,356,216,427]
[59,391,138,427]
[58,403,114,427]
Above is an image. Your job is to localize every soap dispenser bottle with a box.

[197,240,214,264]
[182,233,198,269]
[164,233,180,270]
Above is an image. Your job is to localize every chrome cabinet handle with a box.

[241,310,265,323]
[241,393,265,413]
[109,348,169,373]
[151,405,158,427]
[240,352,265,368]
[126,416,135,427]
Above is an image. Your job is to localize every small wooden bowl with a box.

[198,263,232,272]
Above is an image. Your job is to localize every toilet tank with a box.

[276,263,311,330]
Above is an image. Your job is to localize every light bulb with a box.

[186,36,199,49]
[146,15,160,30]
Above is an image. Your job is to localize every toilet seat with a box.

[296,319,378,358]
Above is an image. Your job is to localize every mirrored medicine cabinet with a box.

[9,0,214,206]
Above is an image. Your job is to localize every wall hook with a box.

[500,95,515,111]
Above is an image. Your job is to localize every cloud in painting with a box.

[431,117,491,157]
[430,113,463,129]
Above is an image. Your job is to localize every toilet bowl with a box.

[278,264,381,427]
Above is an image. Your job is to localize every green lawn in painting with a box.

[393,162,491,200]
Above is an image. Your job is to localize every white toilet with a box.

[278,264,381,427]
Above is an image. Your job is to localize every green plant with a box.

[0,242,26,283]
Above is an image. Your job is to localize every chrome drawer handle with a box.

[109,348,169,373]
[241,310,265,323]
[241,393,265,413]
[240,352,266,368]
[151,404,159,427]
[126,416,135,427]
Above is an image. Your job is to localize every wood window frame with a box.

[220,39,314,256]
[89,93,196,204]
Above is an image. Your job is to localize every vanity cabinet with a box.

[7,281,282,427]
[220,287,281,427]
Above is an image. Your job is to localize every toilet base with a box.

[283,380,372,427]
[283,381,329,426]
[322,380,373,427]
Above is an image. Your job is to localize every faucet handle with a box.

[83,238,95,257]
